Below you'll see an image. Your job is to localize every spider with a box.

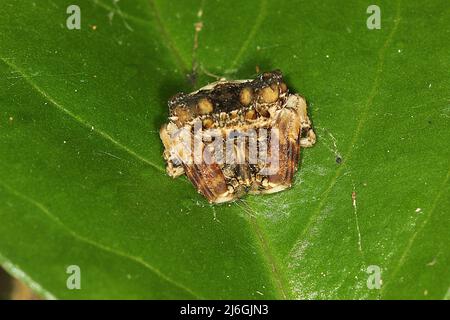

[160,70,316,203]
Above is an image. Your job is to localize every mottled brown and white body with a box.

[160,70,316,203]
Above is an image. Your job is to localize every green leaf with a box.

[1,0,449,299]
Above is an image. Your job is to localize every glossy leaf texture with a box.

[0,0,449,299]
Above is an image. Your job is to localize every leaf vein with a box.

[380,166,450,296]
[229,0,268,70]
[147,0,190,74]
[0,57,165,174]
[90,0,189,74]
[288,0,402,256]
[0,180,202,299]
[236,201,290,299]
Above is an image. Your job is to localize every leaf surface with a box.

[0,0,449,299]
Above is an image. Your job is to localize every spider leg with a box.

[291,94,316,148]
[253,94,315,194]
[184,163,231,203]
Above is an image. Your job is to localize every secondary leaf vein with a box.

[229,0,268,70]
[380,166,450,296]
[0,180,202,299]
[288,0,402,255]
[0,57,165,174]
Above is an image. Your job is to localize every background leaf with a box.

[0,0,449,299]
